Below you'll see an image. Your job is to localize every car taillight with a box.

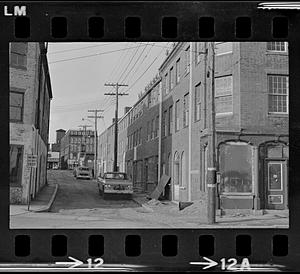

[104,184,112,189]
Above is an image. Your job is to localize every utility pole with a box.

[87,109,104,178]
[207,42,217,224]
[78,124,92,166]
[104,82,128,172]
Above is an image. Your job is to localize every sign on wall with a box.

[27,154,37,168]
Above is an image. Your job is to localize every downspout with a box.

[158,79,162,184]
[188,42,193,201]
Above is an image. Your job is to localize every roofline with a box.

[39,43,53,99]
[158,42,185,72]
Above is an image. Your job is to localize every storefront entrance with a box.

[266,160,287,210]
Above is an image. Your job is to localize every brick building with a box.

[98,42,289,211]
[9,42,52,204]
[60,129,95,169]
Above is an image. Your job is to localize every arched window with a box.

[181,151,186,187]
[173,152,180,186]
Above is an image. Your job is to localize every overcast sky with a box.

[47,42,172,144]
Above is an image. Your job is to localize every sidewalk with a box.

[10,182,58,216]
[131,193,289,228]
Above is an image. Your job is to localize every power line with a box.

[49,45,150,64]
[119,43,149,84]
[48,43,114,55]
[124,45,167,93]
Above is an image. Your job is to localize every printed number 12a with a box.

[221,258,251,270]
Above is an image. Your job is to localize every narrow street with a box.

[49,170,138,212]
[10,170,288,229]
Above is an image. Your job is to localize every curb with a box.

[31,184,59,213]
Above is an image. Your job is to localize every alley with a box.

[10,169,288,229]
[49,170,138,212]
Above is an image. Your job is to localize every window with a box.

[219,143,253,193]
[170,67,174,90]
[10,145,23,185]
[194,83,201,121]
[215,76,233,115]
[165,73,169,94]
[154,116,158,138]
[164,111,168,136]
[175,100,180,131]
[195,42,203,64]
[176,58,180,84]
[10,43,27,68]
[183,93,189,127]
[147,121,151,141]
[10,91,24,122]
[139,128,142,144]
[267,42,287,52]
[215,42,233,56]
[185,46,190,74]
[268,75,289,114]
[169,105,173,135]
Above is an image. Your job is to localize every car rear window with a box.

[105,173,127,180]
[79,167,89,171]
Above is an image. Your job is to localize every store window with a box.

[10,145,24,185]
[219,142,253,193]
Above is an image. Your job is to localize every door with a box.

[173,162,180,201]
[266,161,287,209]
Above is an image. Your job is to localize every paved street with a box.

[10,170,289,229]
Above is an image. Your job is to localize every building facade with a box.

[47,151,59,169]
[98,42,289,211]
[10,42,52,204]
[60,129,95,170]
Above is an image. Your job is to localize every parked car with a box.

[74,166,91,180]
[97,172,133,199]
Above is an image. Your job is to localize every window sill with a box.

[10,64,27,70]
[266,51,288,55]
[216,112,233,117]
[268,112,288,117]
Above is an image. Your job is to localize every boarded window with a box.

[215,75,233,114]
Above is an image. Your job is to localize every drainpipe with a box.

[158,79,162,184]
[188,42,193,202]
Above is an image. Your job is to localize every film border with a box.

[0,1,299,271]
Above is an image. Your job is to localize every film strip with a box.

[0,1,299,271]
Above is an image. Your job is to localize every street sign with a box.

[27,154,37,168]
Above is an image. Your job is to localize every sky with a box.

[47,42,173,144]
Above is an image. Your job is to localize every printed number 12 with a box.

[221,258,251,271]
[87,258,104,268]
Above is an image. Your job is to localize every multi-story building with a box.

[60,129,95,169]
[51,128,66,152]
[9,42,52,204]
[98,42,289,212]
